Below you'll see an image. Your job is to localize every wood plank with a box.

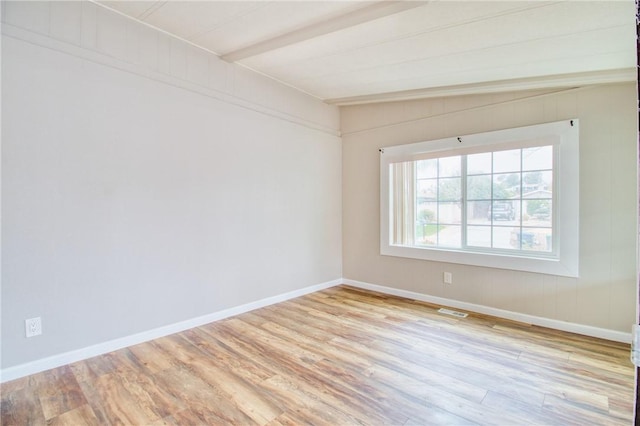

[127,341,176,374]
[46,404,99,426]
[108,349,186,420]
[1,386,47,426]
[37,365,87,420]
[153,366,255,425]
[542,393,628,425]
[89,371,161,425]
[481,391,562,425]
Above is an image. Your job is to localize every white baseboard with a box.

[0,278,342,383]
[343,278,632,344]
[2,276,630,383]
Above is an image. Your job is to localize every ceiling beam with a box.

[326,68,638,106]
[221,1,427,63]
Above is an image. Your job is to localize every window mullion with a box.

[519,148,523,250]
[436,160,440,247]
[461,155,468,248]
[407,162,415,246]
[490,152,494,249]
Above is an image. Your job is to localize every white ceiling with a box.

[98,1,637,105]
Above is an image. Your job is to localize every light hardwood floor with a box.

[1,285,635,425]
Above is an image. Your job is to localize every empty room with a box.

[1,0,638,424]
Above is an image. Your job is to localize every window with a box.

[380,120,579,277]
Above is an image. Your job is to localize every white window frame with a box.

[380,120,579,277]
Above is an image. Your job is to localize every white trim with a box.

[0,279,342,383]
[91,0,326,104]
[1,24,339,137]
[343,278,631,344]
[380,119,579,277]
[340,87,585,138]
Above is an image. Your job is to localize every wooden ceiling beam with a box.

[221,1,427,63]
[327,68,637,106]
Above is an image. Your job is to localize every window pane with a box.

[467,226,491,247]
[467,175,491,200]
[493,173,520,199]
[438,177,461,201]
[491,200,518,223]
[493,226,515,249]
[523,228,552,252]
[438,156,461,177]
[522,170,552,195]
[417,159,437,179]
[523,200,552,227]
[493,149,521,173]
[417,202,438,224]
[467,201,491,224]
[417,179,437,201]
[519,228,552,252]
[415,222,439,246]
[523,146,553,171]
[437,225,461,248]
[439,202,461,224]
[467,152,492,175]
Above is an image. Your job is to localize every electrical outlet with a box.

[443,272,453,284]
[25,317,42,338]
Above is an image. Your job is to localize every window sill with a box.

[381,243,578,277]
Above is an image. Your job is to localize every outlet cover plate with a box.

[25,317,42,337]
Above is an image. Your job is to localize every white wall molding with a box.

[0,279,342,383]
[343,278,632,344]
[339,86,590,137]
[1,23,339,137]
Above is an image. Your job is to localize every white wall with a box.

[342,85,637,335]
[1,1,342,372]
